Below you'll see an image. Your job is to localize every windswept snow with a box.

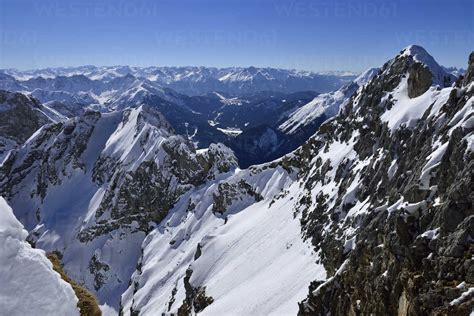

[381,77,452,131]
[121,167,326,315]
[280,89,348,134]
[0,197,79,316]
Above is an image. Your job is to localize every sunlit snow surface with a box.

[0,197,79,316]
[280,67,378,134]
[122,167,326,315]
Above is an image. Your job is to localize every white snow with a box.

[213,92,243,106]
[381,77,452,131]
[280,89,348,134]
[450,287,474,306]
[280,67,378,135]
[121,167,325,316]
[216,127,243,136]
[420,228,440,240]
[0,197,79,316]
[419,141,448,189]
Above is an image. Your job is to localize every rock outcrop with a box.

[296,48,473,315]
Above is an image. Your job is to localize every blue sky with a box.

[0,0,472,72]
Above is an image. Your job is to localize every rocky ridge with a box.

[0,104,237,308]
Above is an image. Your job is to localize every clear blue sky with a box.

[0,0,472,72]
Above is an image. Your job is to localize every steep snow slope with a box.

[0,105,237,309]
[0,197,79,316]
[121,164,326,315]
[279,67,379,135]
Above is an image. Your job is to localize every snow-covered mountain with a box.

[293,45,472,314]
[0,56,462,169]
[0,104,237,310]
[2,66,356,96]
[0,85,319,167]
[1,45,472,315]
[126,45,474,315]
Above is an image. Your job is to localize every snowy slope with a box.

[279,67,379,135]
[121,165,326,315]
[0,197,79,316]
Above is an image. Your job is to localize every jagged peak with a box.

[401,45,438,69]
[399,44,455,86]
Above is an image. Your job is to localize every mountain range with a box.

[0,45,472,315]
[1,66,357,96]
[0,66,364,167]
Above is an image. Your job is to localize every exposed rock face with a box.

[463,52,474,85]
[296,49,474,315]
[212,180,263,214]
[408,63,433,98]
[0,90,52,160]
[176,269,214,315]
[0,90,50,142]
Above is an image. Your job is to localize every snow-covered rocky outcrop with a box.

[279,46,458,141]
[0,104,237,310]
[292,46,473,315]
[0,90,65,161]
[0,197,79,316]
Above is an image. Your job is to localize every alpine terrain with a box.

[0,45,472,316]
